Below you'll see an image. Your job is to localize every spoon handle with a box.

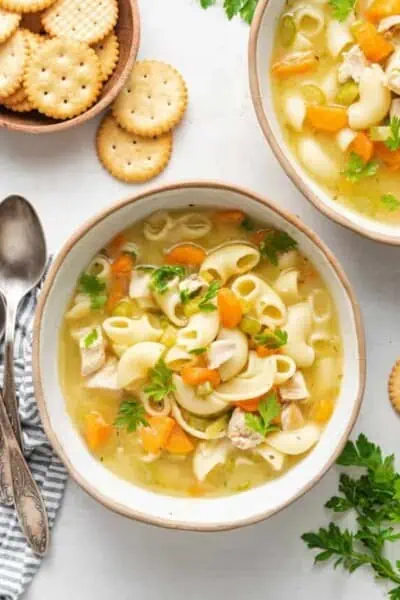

[0,391,49,555]
[3,300,23,447]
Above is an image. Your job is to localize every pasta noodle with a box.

[201,243,260,284]
[283,302,315,367]
[103,315,163,346]
[117,342,165,388]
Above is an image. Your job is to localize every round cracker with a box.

[3,96,32,111]
[4,29,41,108]
[24,36,101,120]
[389,359,400,413]
[0,29,27,99]
[0,8,21,44]
[93,30,119,83]
[42,0,118,45]
[96,113,173,183]
[0,0,55,14]
[112,61,188,137]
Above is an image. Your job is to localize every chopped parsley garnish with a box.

[259,230,297,266]
[385,117,400,152]
[245,392,281,436]
[114,399,148,432]
[150,266,186,294]
[241,217,255,231]
[189,347,207,355]
[328,0,357,22]
[302,434,400,598]
[381,194,400,212]
[198,280,221,312]
[144,359,175,403]
[254,327,288,349]
[180,288,196,305]
[199,0,257,23]
[83,328,98,348]
[79,273,107,310]
[342,152,379,183]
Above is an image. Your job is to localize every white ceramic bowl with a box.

[33,181,365,531]
[249,0,400,245]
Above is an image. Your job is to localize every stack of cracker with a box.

[97,60,188,183]
[0,0,120,119]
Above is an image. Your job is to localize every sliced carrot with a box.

[181,366,221,388]
[271,53,317,79]
[85,412,112,451]
[350,132,374,163]
[307,105,348,133]
[214,210,246,225]
[139,416,175,454]
[250,229,269,246]
[107,254,134,311]
[352,21,394,62]
[375,143,400,170]
[111,254,134,275]
[165,423,194,454]
[106,233,126,259]
[311,398,334,424]
[233,397,261,412]
[165,245,206,267]
[218,288,243,328]
[256,346,281,358]
[366,0,400,22]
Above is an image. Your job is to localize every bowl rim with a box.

[0,0,141,134]
[32,180,366,531]
[248,0,400,246]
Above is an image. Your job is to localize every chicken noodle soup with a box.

[272,0,400,224]
[59,208,343,497]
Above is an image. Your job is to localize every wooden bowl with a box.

[0,0,140,134]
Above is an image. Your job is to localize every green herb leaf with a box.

[144,358,175,403]
[114,399,148,432]
[259,230,297,266]
[224,0,243,19]
[328,0,357,21]
[382,194,400,212]
[385,117,400,152]
[254,327,288,349]
[240,0,258,23]
[198,280,220,312]
[200,0,216,7]
[180,289,192,304]
[245,391,281,436]
[79,273,107,310]
[189,347,207,355]
[342,152,379,183]
[150,266,186,294]
[83,328,98,348]
[241,217,255,231]
[197,0,258,23]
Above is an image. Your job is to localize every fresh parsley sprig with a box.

[385,117,400,152]
[79,273,107,310]
[198,0,258,24]
[302,434,400,598]
[150,266,186,295]
[83,328,98,348]
[144,359,175,403]
[245,392,281,436]
[254,327,288,349]
[342,152,379,183]
[198,280,220,312]
[329,0,357,22]
[259,230,297,266]
[114,399,148,432]
[381,194,400,212]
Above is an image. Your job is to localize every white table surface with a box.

[1,0,399,597]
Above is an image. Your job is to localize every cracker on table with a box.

[24,36,101,119]
[0,8,21,44]
[112,61,188,137]
[0,0,55,14]
[96,113,173,183]
[0,29,27,99]
[93,30,119,83]
[42,0,118,45]
[389,360,400,413]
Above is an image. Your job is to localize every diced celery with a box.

[196,382,213,397]
[160,325,177,348]
[279,14,296,47]
[111,299,137,318]
[335,82,359,106]
[369,126,391,142]
[240,316,262,336]
[239,298,252,314]
[302,84,326,106]
[183,299,200,317]
[201,272,215,283]
[206,414,230,438]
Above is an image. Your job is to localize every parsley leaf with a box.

[79,273,107,310]
[83,328,98,348]
[382,194,400,212]
[240,0,258,23]
[224,0,243,19]
[114,399,148,432]
[241,217,255,231]
[245,392,281,436]
[200,0,215,7]
[189,347,207,355]
[198,280,220,312]
[180,289,192,304]
[385,117,400,152]
[342,152,379,183]
[302,434,400,595]
[254,327,288,349]
[259,230,297,266]
[197,0,258,23]
[144,359,175,403]
[150,266,186,294]
[329,0,357,22]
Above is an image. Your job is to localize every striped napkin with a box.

[0,275,68,600]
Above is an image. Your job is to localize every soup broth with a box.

[271,0,400,224]
[60,208,342,497]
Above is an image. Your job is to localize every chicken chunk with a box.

[338,45,368,84]
[228,408,264,450]
[79,326,106,377]
[85,358,121,391]
[279,371,309,402]
[386,48,400,95]
[207,340,236,370]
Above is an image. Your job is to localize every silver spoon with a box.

[0,297,4,342]
[0,195,46,502]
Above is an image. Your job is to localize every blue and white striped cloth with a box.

[0,274,68,599]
